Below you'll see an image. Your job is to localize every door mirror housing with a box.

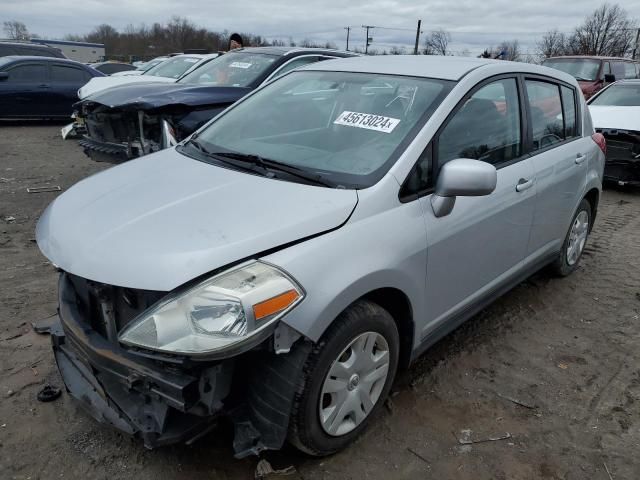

[431,158,497,217]
[0,72,8,81]
[604,73,616,83]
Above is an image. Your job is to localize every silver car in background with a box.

[36,56,604,457]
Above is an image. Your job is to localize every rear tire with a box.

[551,199,591,277]
[287,300,399,456]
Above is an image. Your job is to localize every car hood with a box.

[78,82,252,111]
[36,148,357,291]
[78,75,177,99]
[588,105,640,131]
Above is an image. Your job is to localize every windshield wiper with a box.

[211,151,334,187]
[183,139,266,175]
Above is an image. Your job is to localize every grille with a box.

[65,272,167,343]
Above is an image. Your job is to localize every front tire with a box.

[551,199,592,277]
[288,300,399,456]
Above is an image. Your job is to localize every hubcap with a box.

[319,332,390,437]
[566,210,589,266]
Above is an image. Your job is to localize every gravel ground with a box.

[1,124,639,480]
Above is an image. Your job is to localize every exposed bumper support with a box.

[600,129,640,186]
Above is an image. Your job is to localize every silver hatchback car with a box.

[37,56,604,457]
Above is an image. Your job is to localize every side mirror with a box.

[0,72,8,81]
[604,73,616,83]
[431,158,497,217]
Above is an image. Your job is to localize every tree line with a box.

[3,3,638,61]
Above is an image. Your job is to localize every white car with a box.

[77,54,219,99]
[588,79,640,186]
[112,56,169,76]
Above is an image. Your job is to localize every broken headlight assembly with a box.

[119,261,304,356]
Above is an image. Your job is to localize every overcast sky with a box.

[2,0,640,55]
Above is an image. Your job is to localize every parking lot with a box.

[0,123,639,479]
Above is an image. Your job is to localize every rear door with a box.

[0,61,49,117]
[417,76,536,334]
[49,63,91,116]
[524,77,588,259]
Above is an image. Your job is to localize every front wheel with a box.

[551,199,592,277]
[288,300,399,456]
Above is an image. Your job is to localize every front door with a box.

[0,62,49,117]
[417,77,536,337]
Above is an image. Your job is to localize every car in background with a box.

[112,56,169,76]
[0,56,104,119]
[0,41,67,59]
[37,55,603,457]
[77,53,219,98]
[89,61,137,75]
[588,79,640,186]
[542,56,640,98]
[76,47,355,162]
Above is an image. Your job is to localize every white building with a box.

[31,39,105,63]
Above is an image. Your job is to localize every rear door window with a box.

[437,78,522,167]
[611,62,626,80]
[525,80,564,151]
[561,86,577,138]
[7,64,48,82]
[51,65,87,82]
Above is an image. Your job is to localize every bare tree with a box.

[3,20,30,40]
[423,28,451,55]
[495,40,521,61]
[389,45,407,55]
[567,3,637,56]
[537,29,568,58]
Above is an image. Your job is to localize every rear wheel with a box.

[551,199,591,277]
[288,300,399,456]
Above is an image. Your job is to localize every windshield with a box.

[179,52,278,87]
[182,70,453,188]
[139,58,166,71]
[144,56,201,78]
[542,58,601,81]
[590,83,640,106]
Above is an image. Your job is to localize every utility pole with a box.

[413,19,422,55]
[362,25,375,54]
[344,26,351,51]
[633,28,640,60]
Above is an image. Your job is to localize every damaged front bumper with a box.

[598,128,640,186]
[52,272,309,456]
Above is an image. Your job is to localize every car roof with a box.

[302,55,580,84]
[546,55,638,62]
[234,46,355,57]
[302,55,505,80]
[0,55,89,66]
[0,41,56,49]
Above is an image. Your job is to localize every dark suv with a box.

[542,56,640,98]
[0,41,66,59]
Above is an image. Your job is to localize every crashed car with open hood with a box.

[588,79,640,186]
[37,56,603,458]
[75,47,354,163]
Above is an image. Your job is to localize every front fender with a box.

[261,183,427,349]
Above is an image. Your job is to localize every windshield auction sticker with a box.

[229,62,252,69]
[334,111,400,133]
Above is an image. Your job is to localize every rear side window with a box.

[561,86,577,138]
[7,64,47,82]
[611,62,626,80]
[624,62,637,79]
[51,65,87,82]
[525,80,564,151]
[437,78,522,166]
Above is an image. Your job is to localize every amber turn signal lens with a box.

[253,290,300,321]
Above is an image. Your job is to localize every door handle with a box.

[37,84,50,89]
[575,153,586,165]
[516,178,533,192]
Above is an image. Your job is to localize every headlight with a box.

[119,261,304,355]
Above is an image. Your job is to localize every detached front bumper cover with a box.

[51,273,310,456]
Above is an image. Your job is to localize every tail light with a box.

[592,133,606,155]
